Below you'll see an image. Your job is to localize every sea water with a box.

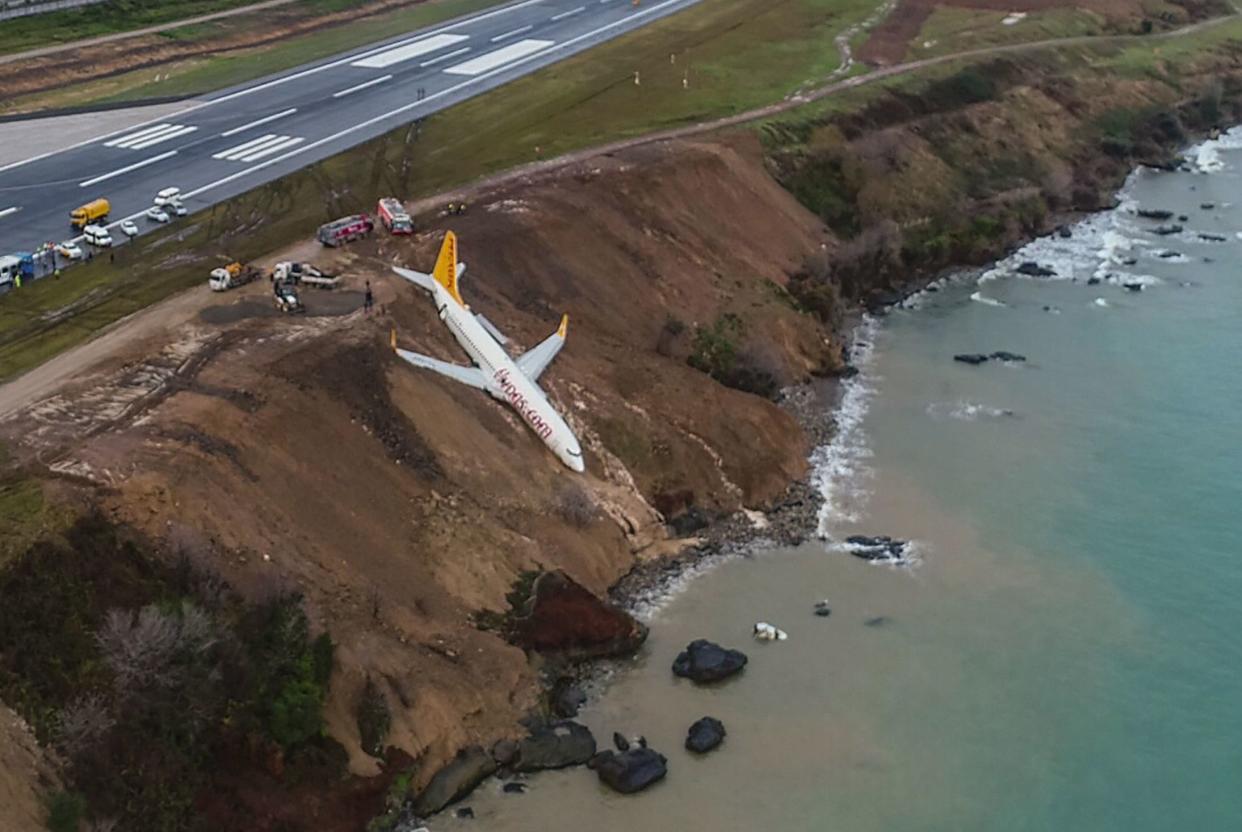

[459,129,1242,831]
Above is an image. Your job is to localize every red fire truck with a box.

[377,197,413,235]
[316,213,374,247]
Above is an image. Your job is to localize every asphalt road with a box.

[0,0,700,267]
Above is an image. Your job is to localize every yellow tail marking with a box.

[557,313,569,339]
[390,328,397,351]
[432,231,464,305]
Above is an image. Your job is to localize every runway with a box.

[0,0,700,264]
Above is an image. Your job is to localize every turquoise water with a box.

[463,134,1242,831]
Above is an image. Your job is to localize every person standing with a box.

[364,280,374,314]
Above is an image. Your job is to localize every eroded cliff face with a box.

[0,136,840,828]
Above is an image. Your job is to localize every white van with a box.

[84,224,113,247]
[154,186,181,206]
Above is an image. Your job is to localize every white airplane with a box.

[390,231,585,473]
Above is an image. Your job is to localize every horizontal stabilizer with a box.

[392,266,434,292]
[395,347,489,391]
[516,314,568,382]
[475,312,509,345]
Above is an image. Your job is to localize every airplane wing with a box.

[395,347,489,390]
[516,315,568,382]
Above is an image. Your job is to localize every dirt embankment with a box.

[0,136,840,829]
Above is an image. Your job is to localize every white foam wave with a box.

[812,317,879,538]
[926,401,1015,421]
[1093,297,1110,308]
[626,550,736,624]
[969,291,1006,307]
[1190,126,1242,173]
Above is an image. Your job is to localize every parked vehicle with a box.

[273,279,304,313]
[169,200,188,217]
[56,241,84,260]
[154,187,181,206]
[0,253,34,286]
[146,206,170,223]
[69,198,110,231]
[208,261,262,292]
[83,224,113,248]
[377,197,413,235]
[271,261,339,289]
[120,220,139,237]
[316,213,373,247]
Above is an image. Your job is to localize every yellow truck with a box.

[69,198,110,231]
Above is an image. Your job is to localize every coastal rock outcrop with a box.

[508,570,648,661]
[813,600,832,617]
[953,353,990,365]
[1015,261,1056,277]
[514,721,598,771]
[589,747,669,794]
[672,639,748,683]
[685,717,727,753]
[412,746,498,816]
[1152,224,1183,235]
[989,351,1026,363]
[1137,208,1174,220]
[846,535,907,561]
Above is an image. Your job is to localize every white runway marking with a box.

[105,123,198,149]
[490,24,533,42]
[420,47,472,67]
[551,5,585,20]
[220,108,298,137]
[79,151,178,187]
[213,134,304,161]
[350,33,470,68]
[444,38,553,75]
[0,207,18,219]
[333,74,393,97]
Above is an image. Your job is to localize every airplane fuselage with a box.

[431,282,585,472]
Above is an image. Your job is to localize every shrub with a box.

[44,790,86,832]
[356,675,391,758]
[688,314,743,379]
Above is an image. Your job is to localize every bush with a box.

[356,675,391,758]
[44,790,86,832]
[688,314,743,379]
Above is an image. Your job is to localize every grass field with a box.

[0,0,284,53]
[908,7,1107,59]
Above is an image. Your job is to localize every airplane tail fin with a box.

[432,231,464,305]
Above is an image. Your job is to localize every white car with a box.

[169,200,188,217]
[56,241,84,260]
[83,224,113,248]
[120,220,139,237]
[146,206,170,223]
[153,186,181,206]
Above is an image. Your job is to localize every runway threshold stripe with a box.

[213,133,280,159]
[220,108,298,137]
[444,38,553,75]
[78,151,178,187]
[235,136,303,162]
[103,123,174,147]
[126,125,198,150]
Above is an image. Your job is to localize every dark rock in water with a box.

[953,353,989,365]
[492,738,519,766]
[846,535,907,561]
[412,746,498,816]
[1157,250,1182,259]
[551,678,587,719]
[1123,282,1144,292]
[1178,214,1189,222]
[989,351,1026,363]
[456,807,475,819]
[813,600,832,617]
[685,717,727,753]
[1121,257,1138,266]
[864,616,891,627]
[508,570,647,661]
[637,736,648,749]
[590,747,669,794]
[1199,233,1227,242]
[672,639,748,683]
[1087,276,1101,285]
[1152,224,1183,235]
[1136,209,1174,220]
[669,507,711,537]
[502,781,527,794]
[1058,226,1072,239]
[613,732,630,752]
[1200,202,1215,210]
[925,285,940,292]
[1015,261,1056,277]
[514,721,597,772]
[838,365,860,379]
